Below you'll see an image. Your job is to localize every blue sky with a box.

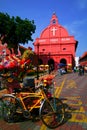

[0,0,87,57]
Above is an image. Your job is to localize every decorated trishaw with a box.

[0,49,34,93]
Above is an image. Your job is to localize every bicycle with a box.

[1,82,65,129]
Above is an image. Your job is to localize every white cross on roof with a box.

[51,27,57,36]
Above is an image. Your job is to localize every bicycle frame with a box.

[1,84,65,129]
[2,83,57,115]
[17,90,45,112]
[3,86,50,112]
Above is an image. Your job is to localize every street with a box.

[0,72,87,130]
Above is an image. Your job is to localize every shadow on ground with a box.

[59,98,77,126]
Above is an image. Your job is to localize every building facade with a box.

[34,13,78,69]
[79,52,87,66]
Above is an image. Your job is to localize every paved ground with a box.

[0,72,87,130]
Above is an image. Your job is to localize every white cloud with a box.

[64,19,87,37]
[77,0,87,9]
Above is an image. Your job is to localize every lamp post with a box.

[42,48,45,62]
[36,43,39,80]
[48,52,51,74]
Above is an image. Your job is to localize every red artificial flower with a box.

[0,64,4,70]
[5,61,16,69]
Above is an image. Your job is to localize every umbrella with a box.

[58,63,67,67]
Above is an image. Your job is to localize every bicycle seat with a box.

[23,77,35,92]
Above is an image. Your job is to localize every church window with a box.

[63,48,66,50]
[52,19,56,24]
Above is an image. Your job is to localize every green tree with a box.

[0,12,36,54]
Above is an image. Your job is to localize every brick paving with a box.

[0,72,87,130]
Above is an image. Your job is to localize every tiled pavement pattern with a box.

[0,72,87,130]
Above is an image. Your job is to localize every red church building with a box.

[34,13,78,70]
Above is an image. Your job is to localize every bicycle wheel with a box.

[0,99,3,118]
[39,97,65,129]
[1,95,17,122]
